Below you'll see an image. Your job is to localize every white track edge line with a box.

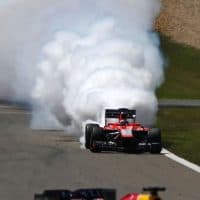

[162,148,200,173]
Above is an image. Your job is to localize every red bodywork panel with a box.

[103,123,149,138]
[120,193,139,200]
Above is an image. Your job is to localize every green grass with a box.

[156,107,200,165]
[155,37,200,164]
[156,36,200,99]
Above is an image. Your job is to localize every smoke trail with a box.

[0,0,164,136]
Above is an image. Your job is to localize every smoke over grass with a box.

[0,0,164,135]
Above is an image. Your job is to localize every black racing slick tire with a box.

[85,124,99,149]
[89,126,103,153]
[148,128,162,154]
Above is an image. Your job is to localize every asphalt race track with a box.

[0,105,199,200]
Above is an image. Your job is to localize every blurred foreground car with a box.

[34,188,116,200]
[85,108,162,153]
[34,187,165,200]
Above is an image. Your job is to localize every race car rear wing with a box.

[105,108,136,118]
[105,108,136,125]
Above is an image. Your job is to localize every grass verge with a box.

[156,36,200,99]
[156,107,200,165]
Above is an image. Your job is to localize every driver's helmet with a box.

[120,113,127,119]
[120,112,128,125]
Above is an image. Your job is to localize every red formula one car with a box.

[85,108,162,153]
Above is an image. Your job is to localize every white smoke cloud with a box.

[0,0,164,135]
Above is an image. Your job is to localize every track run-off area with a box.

[0,105,199,200]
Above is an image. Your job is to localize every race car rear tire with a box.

[148,128,162,154]
[150,143,162,154]
[90,126,103,153]
[148,128,161,142]
[85,124,99,149]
